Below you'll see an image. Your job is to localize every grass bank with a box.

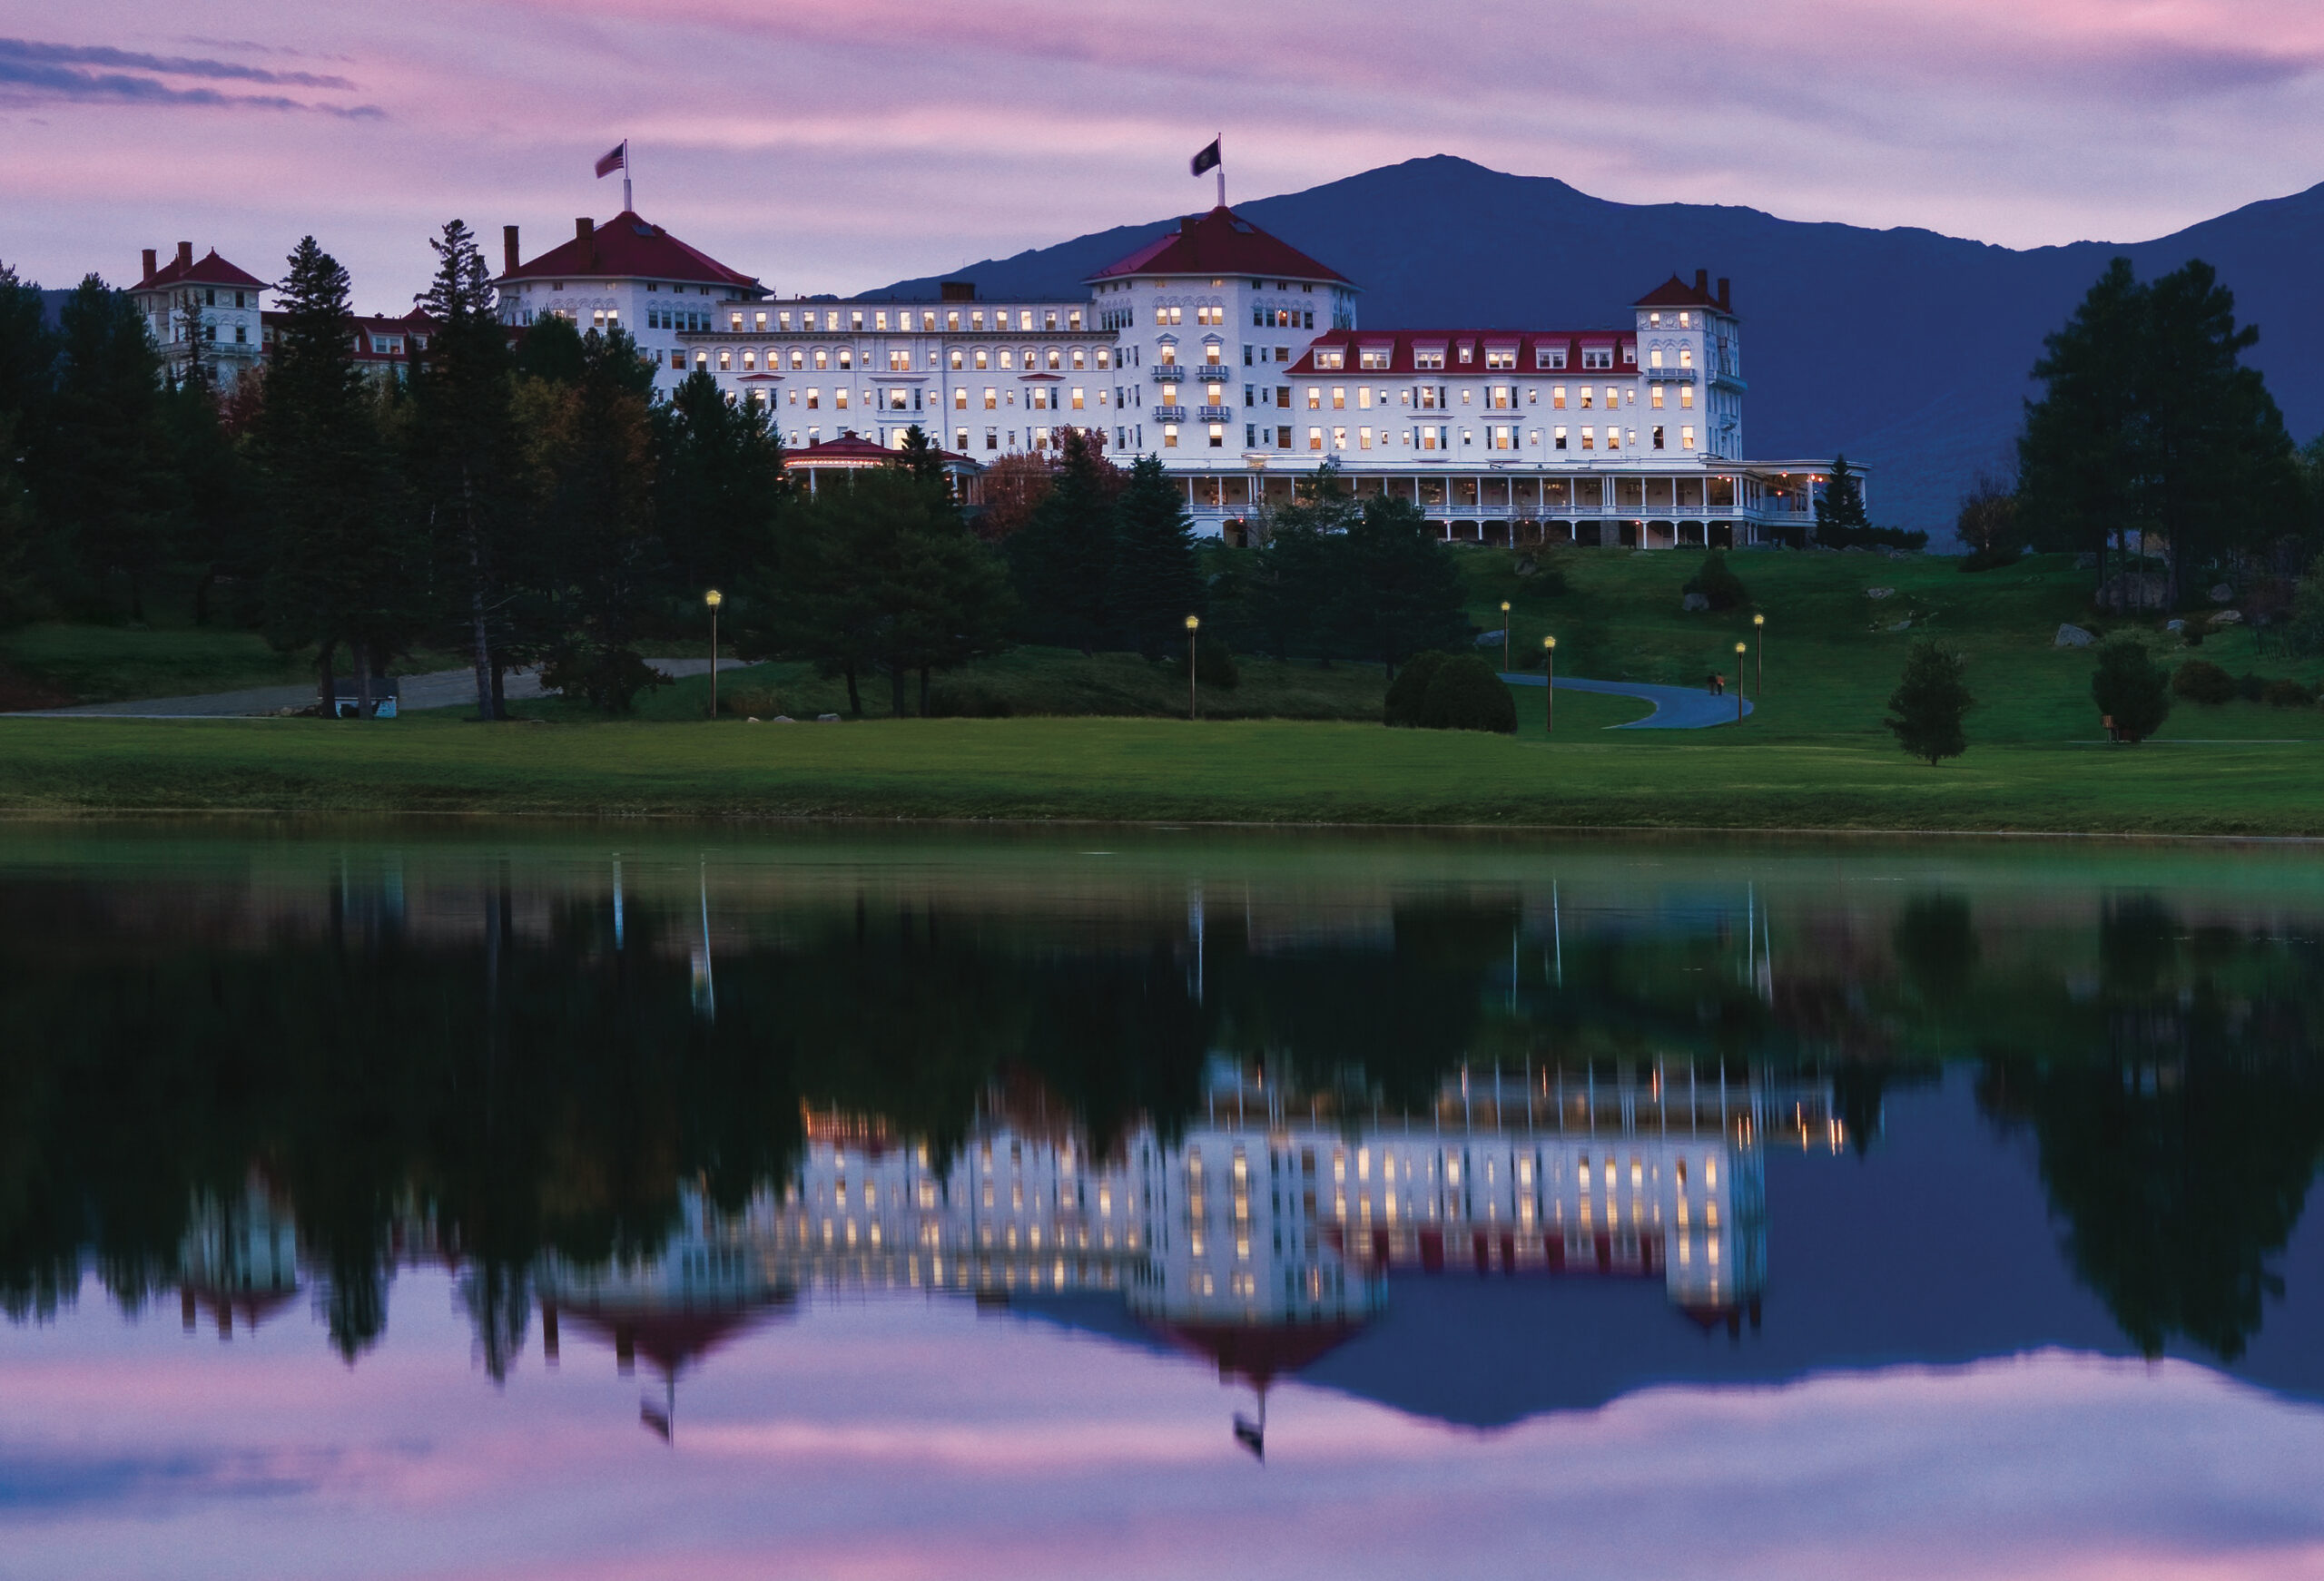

[1,701,2315,834]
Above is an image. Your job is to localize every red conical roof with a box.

[1088,207,1352,288]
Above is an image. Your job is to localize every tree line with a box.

[0,226,787,715]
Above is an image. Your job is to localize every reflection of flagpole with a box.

[612,855,625,950]
[1189,880,1206,1005]
[692,856,715,1019]
[1552,880,1562,987]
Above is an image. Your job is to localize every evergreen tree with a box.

[0,266,54,624]
[1005,427,1118,651]
[1332,493,1470,677]
[1108,454,1204,659]
[40,277,172,619]
[160,368,255,626]
[659,368,785,594]
[409,220,522,720]
[1811,454,1871,547]
[1884,639,1974,765]
[255,238,414,714]
[1227,461,1354,662]
[2091,636,2171,742]
[528,328,666,712]
[2021,258,2299,609]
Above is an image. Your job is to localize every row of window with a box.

[1315,344,1629,372]
[1264,384,1698,412]
[683,344,1118,373]
[735,305,1086,334]
[1158,423,1699,453]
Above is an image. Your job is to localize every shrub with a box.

[2092,637,2172,742]
[1683,551,1749,612]
[1194,632,1240,690]
[2264,677,2316,709]
[2171,658,2237,706]
[1958,546,2022,573]
[1884,639,1973,765]
[925,680,1014,718]
[1383,649,1449,727]
[1418,653,1517,733]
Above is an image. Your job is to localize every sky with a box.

[4,2,2324,317]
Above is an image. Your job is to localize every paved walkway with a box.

[13,659,718,719]
[1500,673,1752,729]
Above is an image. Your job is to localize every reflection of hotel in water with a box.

[529,1060,1837,1382]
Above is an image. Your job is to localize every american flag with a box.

[595,142,626,179]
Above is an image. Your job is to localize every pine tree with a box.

[1006,427,1118,652]
[255,238,414,714]
[1884,639,1974,765]
[161,368,253,626]
[1811,454,1871,547]
[1108,454,1204,659]
[0,266,55,624]
[2091,636,2171,742]
[409,219,521,719]
[1332,493,1470,677]
[659,368,785,595]
[41,277,172,619]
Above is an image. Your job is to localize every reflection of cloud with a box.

[0,1446,331,1511]
[0,37,379,116]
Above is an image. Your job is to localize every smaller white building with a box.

[127,241,266,390]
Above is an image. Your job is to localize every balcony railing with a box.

[1196,406,1235,422]
[1152,405,1188,422]
[1642,366,1697,382]
[1153,364,1191,382]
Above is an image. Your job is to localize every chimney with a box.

[940,280,976,302]
[503,225,519,276]
[1694,268,1709,295]
[1717,278,1731,311]
[1180,214,1197,233]
[177,241,194,270]
[141,248,157,283]
[576,216,594,244]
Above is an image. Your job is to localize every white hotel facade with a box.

[497,206,1845,547]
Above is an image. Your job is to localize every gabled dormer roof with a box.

[1087,206,1353,289]
[501,211,761,293]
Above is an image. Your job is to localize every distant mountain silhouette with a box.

[876,155,2324,535]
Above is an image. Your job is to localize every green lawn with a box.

[0,707,2314,833]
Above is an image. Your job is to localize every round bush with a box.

[1419,653,1517,733]
[2171,658,2237,706]
[1683,551,1749,612]
[1384,650,1449,727]
[2264,677,2316,709]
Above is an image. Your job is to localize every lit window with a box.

[1682,426,1696,449]
[742,349,756,370]
[838,348,853,369]
[1359,426,1374,449]
[1681,386,1695,409]
[1680,348,1694,368]
[836,388,849,409]
[974,348,989,369]
[1583,348,1612,370]
[1306,388,1321,409]
[1580,426,1593,450]
[1652,426,1665,450]
[999,349,1012,368]
[1679,312,1692,329]
[1314,348,1344,369]
[1208,423,1226,447]
[954,388,967,409]
[717,349,732,370]
[851,311,864,331]
[1096,348,1111,368]
[790,349,804,369]
[778,311,793,330]
[1360,348,1392,369]
[1485,348,1516,369]
[875,310,889,331]
[1413,348,1445,370]
[806,388,822,408]
[1163,423,1179,448]
[1651,386,1665,408]
[1580,388,1593,409]
[1021,310,1036,330]
[1307,427,1323,451]
[730,312,743,331]
[1649,349,1664,368]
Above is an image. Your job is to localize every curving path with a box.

[12,660,717,719]
[1499,672,1752,729]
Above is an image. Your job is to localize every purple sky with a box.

[8,1274,2324,1580]
[5,0,2323,313]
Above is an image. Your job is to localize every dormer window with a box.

[1413,347,1446,370]
[1679,312,1693,329]
[1536,348,1566,369]
[1457,345,1473,365]
[1313,349,1344,369]
[1622,345,1636,365]
[1485,348,1516,369]
[1581,347,1613,370]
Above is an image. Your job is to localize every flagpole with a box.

[624,142,633,213]
[1216,132,1225,208]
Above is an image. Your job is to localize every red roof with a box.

[1286,329,1638,378]
[502,211,760,292]
[1147,1319,1369,1388]
[1087,206,1351,288]
[787,430,985,473]
[140,248,266,292]
[1633,272,1732,313]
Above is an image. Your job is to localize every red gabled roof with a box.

[140,248,267,292]
[1633,272,1731,313]
[501,211,760,292]
[787,430,985,473]
[1087,206,1352,288]
[1285,329,1637,378]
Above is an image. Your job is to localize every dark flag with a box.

[595,141,627,179]
[1190,138,1221,178]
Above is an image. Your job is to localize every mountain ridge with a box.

[872,156,2324,535]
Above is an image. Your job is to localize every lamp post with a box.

[1186,614,1201,722]
[1500,601,1512,674]
[1734,641,1747,724]
[704,588,723,719]
[1752,612,1765,697]
[1543,634,1556,735]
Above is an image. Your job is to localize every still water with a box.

[5,825,2324,1579]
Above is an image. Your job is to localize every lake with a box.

[5,824,2322,1580]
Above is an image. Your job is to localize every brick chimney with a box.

[1694,268,1709,295]
[940,280,976,302]
[503,225,519,276]
[141,249,157,283]
[177,241,194,270]
[1717,278,1731,311]
[575,216,594,266]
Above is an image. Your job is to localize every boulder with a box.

[2164,619,2186,633]
[2055,624,2096,648]
[2212,609,2242,625]
[1887,619,1913,632]
[772,715,795,722]
[816,712,842,722]
[1513,555,1538,578]
[2210,583,2235,604]
[1680,593,1709,612]
[1475,629,1505,646]
[1865,586,1896,600]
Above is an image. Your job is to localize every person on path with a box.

[1709,673,1726,696]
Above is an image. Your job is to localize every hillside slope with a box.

[876,157,2324,536]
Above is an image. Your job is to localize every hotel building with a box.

[497,203,1846,547]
